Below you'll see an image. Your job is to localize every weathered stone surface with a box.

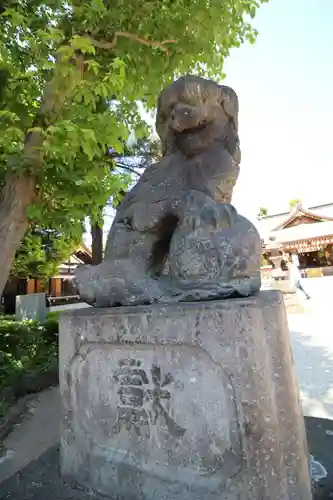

[75,75,261,307]
[60,291,312,499]
[15,293,46,322]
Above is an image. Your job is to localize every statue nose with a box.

[171,108,191,120]
[170,107,194,131]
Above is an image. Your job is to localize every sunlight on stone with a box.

[300,390,333,420]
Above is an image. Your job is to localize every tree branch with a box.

[87,32,177,53]
[116,163,142,177]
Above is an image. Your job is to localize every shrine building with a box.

[260,202,333,278]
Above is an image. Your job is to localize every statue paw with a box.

[75,264,100,306]
[75,261,167,307]
[183,190,238,232]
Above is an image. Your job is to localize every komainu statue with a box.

[76,75,261,306]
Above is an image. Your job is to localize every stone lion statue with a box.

[75,75,261,306]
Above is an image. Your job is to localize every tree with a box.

[11,223,83,280]
[289,199,302,210]
[0,0,269,299]
[257,206,268,219]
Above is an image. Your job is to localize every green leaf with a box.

[70,36,96,55]
[85,59,100,75]
[27,127,46,136]
[249,6,257,18]
[91,0,106,12]
[80,129,98,160]
[27,204,42,220]
[95,82,110,99]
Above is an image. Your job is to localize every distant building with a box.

[26,244,93,297]
[259,202,333,277]
[2,244,92,313]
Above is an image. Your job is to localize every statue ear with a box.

[155,111,167,152]
[219,86,239,132]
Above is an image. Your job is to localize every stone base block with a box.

[16,293,46,322]
[59,291,312,499]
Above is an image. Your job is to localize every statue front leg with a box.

[75,228,166,307]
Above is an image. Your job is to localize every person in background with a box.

[279,251,288,271]
[286,255,311,300]
[45,293,52,308]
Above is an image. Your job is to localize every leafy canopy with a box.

[0,0,269,228]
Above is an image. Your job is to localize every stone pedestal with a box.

[60,291,312,500]
[16,293,46,322]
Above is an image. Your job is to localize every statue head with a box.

[156,75,240,164]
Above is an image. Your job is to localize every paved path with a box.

[0,446,106,499]
[289,307,333,420]
[0,388,60,484]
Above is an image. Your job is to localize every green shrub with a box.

[43,317,59,340]
[0,315,59,413]
[0,315,16,322]
[46,311,60,321]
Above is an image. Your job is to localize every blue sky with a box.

[85,0,333,245]
[225,0,333,222]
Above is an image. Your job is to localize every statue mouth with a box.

[173,120,216,157]
[174,120,209,135]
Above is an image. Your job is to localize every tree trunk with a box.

[0,48,87,301]
[91,221,103,265]
[0,175,36,300]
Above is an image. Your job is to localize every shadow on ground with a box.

[0,446,105,500]
[289,328,333,419]
[307,416,333,499]
[0,416,332,499]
